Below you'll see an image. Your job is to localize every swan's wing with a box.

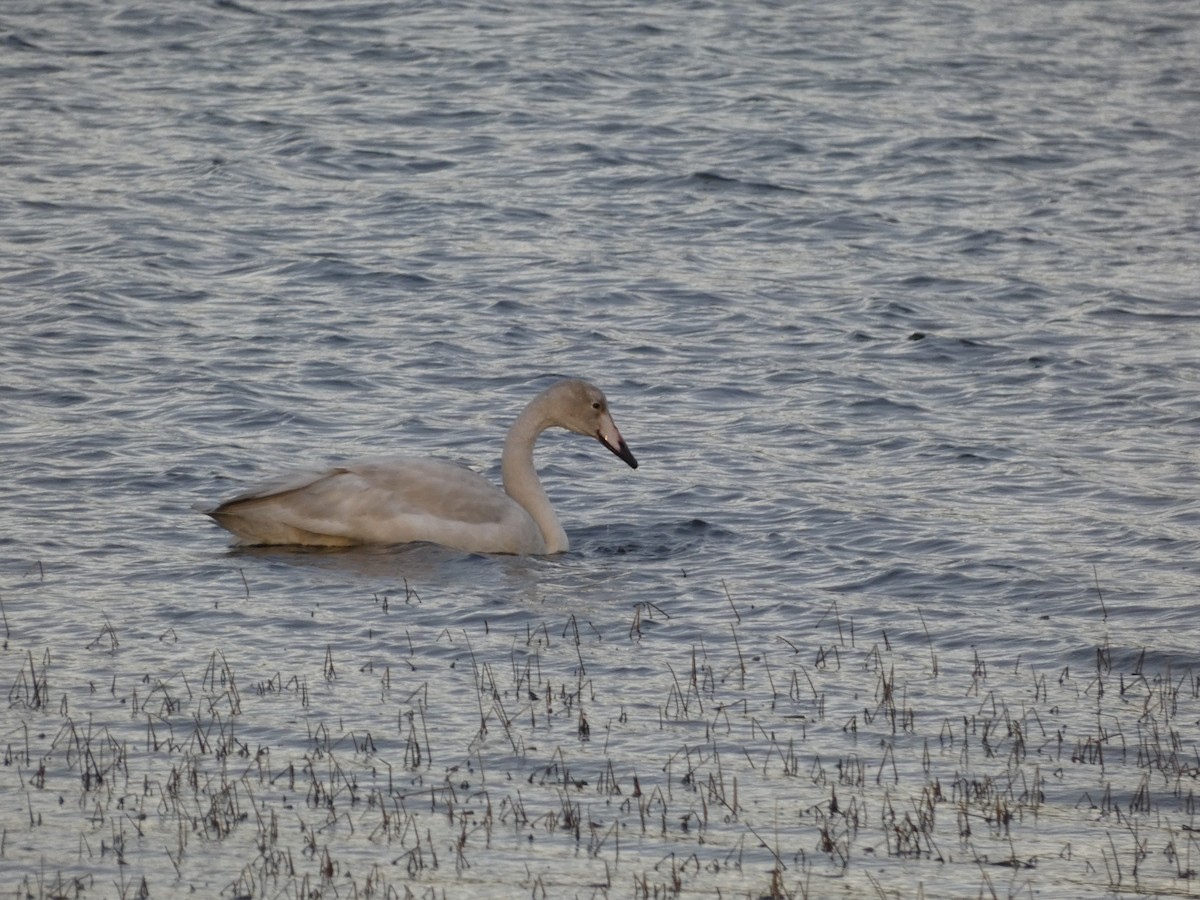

[208,456,543,552]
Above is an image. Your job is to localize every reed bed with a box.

[2,582,1198,899]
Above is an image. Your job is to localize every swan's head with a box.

[550,379,639,469]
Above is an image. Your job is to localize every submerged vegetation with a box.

[2,582,1199,899]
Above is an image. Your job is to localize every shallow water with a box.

[2,0,1200,897]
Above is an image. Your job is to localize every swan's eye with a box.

[591,401,602,411]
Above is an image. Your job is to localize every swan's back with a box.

[209,456,546,553]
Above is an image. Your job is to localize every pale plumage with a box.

[207,379,638,555]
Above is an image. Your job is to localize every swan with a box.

[206,378,638,555]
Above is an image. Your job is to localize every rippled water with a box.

[3,1,1199,897]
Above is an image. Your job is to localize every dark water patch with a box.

[895,134,1007,156]
[844,396,925,415]
[688,170,809,195]
[581,518,732,560]
[3,32,43,51]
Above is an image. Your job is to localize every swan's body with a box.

[207,379,638,555]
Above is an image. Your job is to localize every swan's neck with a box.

[501,394,569,553]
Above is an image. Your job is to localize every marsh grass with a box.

[2,580,1199,899]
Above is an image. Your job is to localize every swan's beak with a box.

[597,417,638,469]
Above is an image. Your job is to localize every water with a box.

[2,0,1199,897]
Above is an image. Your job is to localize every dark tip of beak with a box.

[599,434,638,469]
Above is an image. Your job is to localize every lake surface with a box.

[2,1,1199,897]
